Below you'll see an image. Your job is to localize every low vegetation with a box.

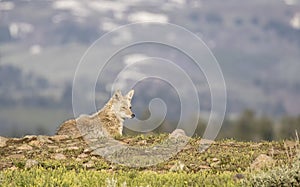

[246,157,300,186]
[0,134,299,186]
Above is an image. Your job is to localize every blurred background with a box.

[0,0,299,140]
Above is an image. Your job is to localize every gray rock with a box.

[17,144,33,151]
[0,161,13,170]
[169,129,187,138]
[83,160,95,169]
[55,146,79,153]
[52,153,66,160]
[8,154,25,159]
[0,136,8,148]
[7,138,23,144]
[83,148,93,154]
[22,135,37,143]
[78,153,89,158]
[47,145,59,150]
[170,161,187,172]
[37,136,53,144]
[28,140,42,147]
[49,135,70,142]
[66,146,80,151]
[250,154,275,170]
[25,159,39,169]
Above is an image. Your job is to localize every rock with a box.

[37,136,53,144]
[198,139,216,153]
[199,165,211,169]
[22,135,37,143]
[250,154,275,170]
[47,145,59,150]
[78,153,89,158]
[55,146,79,153]
[13,150,23,154]
[234,173,245,180]
[66,146,80,151]
[52,153,66,160]
[55,148,64,153]
[83,160,95,169]
[169,129,187,138]
[8,135,37,144]
[170,161,187,172]
[210,157,221,167]
[17,144,33,151]
[9,166,18,170]
[25,159,39,169]
[8,154,25,159]
[137,140,147,146]
[83,148,93,154]
[0,136,8,148]
[199,139,215,145]
[0,161,13,170]
[7,138,23,144]
[28,140,42,147]
[91,156,98,160]
[50,135,69,142]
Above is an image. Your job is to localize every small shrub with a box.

[246,153,300,186]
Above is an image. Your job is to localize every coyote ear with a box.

[113,90,122,100]
[126,90,134,99]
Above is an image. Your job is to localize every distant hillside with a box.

[0,0,300,136]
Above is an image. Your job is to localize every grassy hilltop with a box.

[0,134,299,186]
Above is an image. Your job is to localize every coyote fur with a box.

[56,90,135,138]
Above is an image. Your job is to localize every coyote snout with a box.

[56,90,135,137]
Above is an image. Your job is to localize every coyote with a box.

[56,90,135,138]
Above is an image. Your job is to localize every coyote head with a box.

[110,90,135,120]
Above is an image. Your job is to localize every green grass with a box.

[0,167,239,187]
